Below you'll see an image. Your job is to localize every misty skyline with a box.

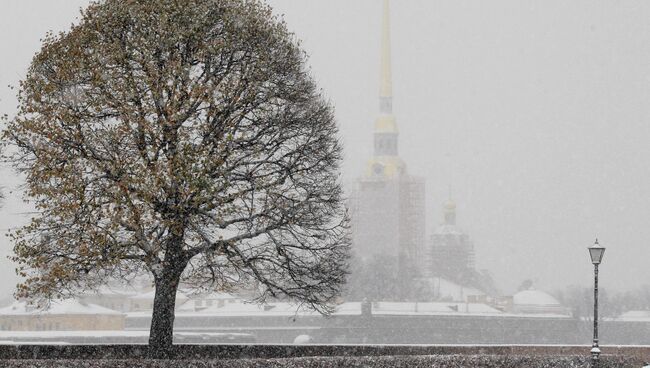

[2,0,650,297]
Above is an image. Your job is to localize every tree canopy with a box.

[3,0,350,356]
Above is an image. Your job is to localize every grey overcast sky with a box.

[1,0,650,298]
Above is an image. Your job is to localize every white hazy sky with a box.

[1,0,650,299]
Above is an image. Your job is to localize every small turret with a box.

[444,199,457,226]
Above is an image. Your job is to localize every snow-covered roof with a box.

[129,290,188,301]
[371,301,501,315]
[618,310,650,322]
[183,291,240,301]
[168,301,502,318]
[192,302,318,317]
[122,299,570,319]
[0,300,122,316]
[87,285,141,297]
[513,289,560,306]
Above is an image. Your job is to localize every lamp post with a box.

[588,239,605,365]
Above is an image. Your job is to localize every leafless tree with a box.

[3,0,350,357]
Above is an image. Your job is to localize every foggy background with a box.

[1,0,649,300]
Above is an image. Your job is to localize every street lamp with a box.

[588,239,605,364]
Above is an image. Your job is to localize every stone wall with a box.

[0,355,643,368]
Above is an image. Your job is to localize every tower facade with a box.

[352,0,426,278]
[426,200,476,285]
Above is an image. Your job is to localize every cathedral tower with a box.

[352,0,425,287]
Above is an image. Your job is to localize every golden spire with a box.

[380,0,392,101]
[375,0,398,134]
[367,0,404,178]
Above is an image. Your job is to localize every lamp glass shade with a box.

[588,243,605,265]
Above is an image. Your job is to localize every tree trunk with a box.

[148,266,184,359]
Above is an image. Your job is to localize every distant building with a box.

[79,285,140,313]
[512,288,570,315]
[80,281,246,314]
[426,199,476,287]
[177,292,242,312]
[349,1,500,302]
[125,300,591,345]
[351,0,426,276]
[420,277,485,303]
[0,300,124,331]
[128,290,188,312]
[618,310,650,322]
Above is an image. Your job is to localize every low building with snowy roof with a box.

[78,285,141,313]
[617,310,650,322]
[512,288,570,316]
[123,299,580,345]
[128,290,188,312]
[0,300,124,331]
[176,292,242,312]
[418,277,486,303]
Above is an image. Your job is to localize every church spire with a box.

[374,0,398,137]
[367,0,404,177]
[380,0,393,114]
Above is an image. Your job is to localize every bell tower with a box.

[353,0,426,295]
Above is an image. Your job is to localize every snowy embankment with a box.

[0,345,647,367]
[0,355,642,368]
